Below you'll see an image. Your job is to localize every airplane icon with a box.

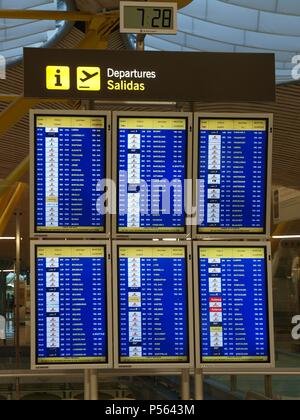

[77,67,101,91]
[80,70,99,83]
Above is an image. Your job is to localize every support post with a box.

[136,34,145,51]
[15,211,21,368]
[181,369,190,400]
[194,368,204,401]
[230,375,238,392]
[15,377,21,401]
[0,270,6,317]
[84,370,91,401]
[90,370,98,401]
[264,375,273,399]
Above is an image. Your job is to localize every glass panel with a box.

[273,239,300,368]
[272,375,300,400]
[0,376,184,400]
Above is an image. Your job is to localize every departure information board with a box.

[196,117,270,235]
[34,244,109,367]
[116,245,190,365]
[116,115,190,234]
[197,245,271,364]
[33,113,108,235]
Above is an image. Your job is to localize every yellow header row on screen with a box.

[36,116,105,129]
[37,226,104,232]
[202,356,268,362]
[119,227,185,233]
[199,247,265,259]
[120,356,188,362]
[198,227,264,233]
[37,246,105,258]
[119,247,185,259]
[119,118,186,130]
[200,119,267,131]
[37,357,106,364]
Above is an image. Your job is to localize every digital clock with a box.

[120,1,177,34]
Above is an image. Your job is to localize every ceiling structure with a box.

[74,0,193,13]
[145,0,300,84]
[0,0,69,65]
[0,0,300,265]
[0,25,86,267]
[0,2,127,265]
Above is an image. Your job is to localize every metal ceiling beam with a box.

[0,95,20,102]
[0,156,29,198]
[0,185,15,216]
[0,97,38,137]
[0,182,28,236]
[0,96,80,136]
[0,9,94,22]
[78,12,120,49]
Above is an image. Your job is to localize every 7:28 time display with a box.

[121,3,177,34]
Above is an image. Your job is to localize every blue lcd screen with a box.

[118,246,190,364]
[117,116,189,234]
[199,246,270,363]
[197,118,269,234]
[35,245,108,365]
[34,114,107,234]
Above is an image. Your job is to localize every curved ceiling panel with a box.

[146,0,300,83]
[0,0,69,65]
[221,0,300,15]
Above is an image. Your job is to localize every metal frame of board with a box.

[112,240,195,369]
[193,241,275,370]
[30,240,113,370]
[30,110,112,239]
[112,111,193,239]
[192,113,273,240]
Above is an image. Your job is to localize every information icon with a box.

[46,66,70,91]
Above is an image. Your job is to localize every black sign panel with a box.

[24,48,275,102]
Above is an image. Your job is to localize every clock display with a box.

[120,2,177,34]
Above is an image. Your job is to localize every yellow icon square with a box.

[77,67,101,91]
[46,66,70,90]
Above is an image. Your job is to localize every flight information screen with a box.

[117,246,190,364]
[35,245,108,365]
[197,118,269,234]
[34,114,107,234]
[198,246,270,363]
[117,116,189,234]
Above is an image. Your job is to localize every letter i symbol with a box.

[55,69,62,87]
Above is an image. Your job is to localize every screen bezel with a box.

[193,241,275,369]
[30,110,111,239]
[31,240,113,370]
[113,240,195,369]
[112,111,193,239]
[192,113,273,240]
